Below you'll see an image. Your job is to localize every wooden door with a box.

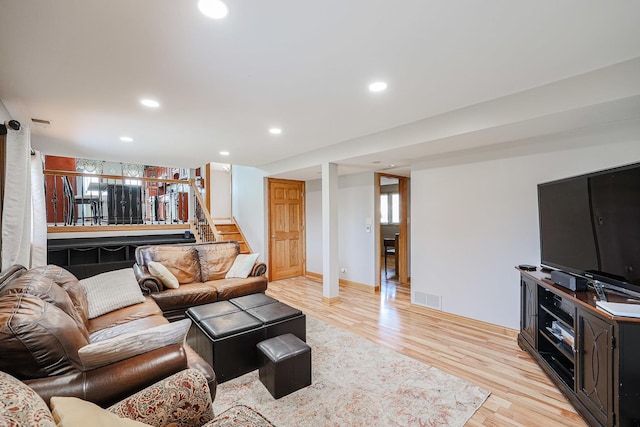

[268,179,305,281]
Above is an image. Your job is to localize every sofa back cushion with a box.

[26,265,90,331]
[0,293,88,379]
[196,242,240,281]
[137,245,201,284]
[0,269,90,341]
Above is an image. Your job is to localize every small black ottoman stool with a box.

[257,333,311,399]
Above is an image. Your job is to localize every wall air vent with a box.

[413,291,442,310]
[31,118,52,127]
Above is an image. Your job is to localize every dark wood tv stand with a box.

[518,270,640,426]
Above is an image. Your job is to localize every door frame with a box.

[267,178,306,281]
[377,173,409,284]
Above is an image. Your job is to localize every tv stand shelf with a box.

[518,270,640,427]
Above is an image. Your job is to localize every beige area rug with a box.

[213,316,490,426]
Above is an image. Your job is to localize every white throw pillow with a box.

[78,319,191,371]
[225,253,260,279]
[147,261,179,289]
[80,269,145,319]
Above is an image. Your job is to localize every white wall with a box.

[305,180,323,275]
[411,122,640,329]
[209,169,232,218]
[0,100,10,121]
[306,172,378,287]
[232,165,266,260]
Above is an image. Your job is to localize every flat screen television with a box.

[538,161,640,297]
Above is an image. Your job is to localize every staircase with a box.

[212,218,252,254]
[189,183,253,254]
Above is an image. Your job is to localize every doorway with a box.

[378,174,408,285]
[267,178,306,281]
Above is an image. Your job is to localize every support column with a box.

[322,162,340,305]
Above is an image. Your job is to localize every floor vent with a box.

[426,293,442,310]
[414,291,427,305]
[414,291,442,310]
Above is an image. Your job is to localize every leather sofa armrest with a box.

[133,263,164,294]
[107,368,214,427]
[26,344,188,408]
[250,261,267,277]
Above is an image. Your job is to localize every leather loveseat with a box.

[133,241,268,321]
[0,264,216,408]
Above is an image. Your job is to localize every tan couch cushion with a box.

[87,297,163,335]
[196,242,239,281]
[210,277,268,301]
[143,245,201,284]
[51,396,151,427]
[149,282,219,311]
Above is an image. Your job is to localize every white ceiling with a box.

[1,1,640,180]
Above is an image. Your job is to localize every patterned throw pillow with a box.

[80,269,145,319]
[0,371,56,427]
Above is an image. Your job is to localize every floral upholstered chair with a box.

[0,369,274,427]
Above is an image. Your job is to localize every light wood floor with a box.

[266,275,587,427]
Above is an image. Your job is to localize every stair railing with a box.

[190,179,219,243]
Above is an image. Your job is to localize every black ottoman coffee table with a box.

[186,294,306,383]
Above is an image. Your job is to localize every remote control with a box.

[594,282,607,301]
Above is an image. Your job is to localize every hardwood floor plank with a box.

[266,276,587,426]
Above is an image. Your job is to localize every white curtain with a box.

[1,124,47,270]
[30,149,47,267]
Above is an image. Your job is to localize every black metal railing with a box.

[44,170,191,227]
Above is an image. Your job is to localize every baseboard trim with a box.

[305,272,378,293]
[412,303,519,338]
[306,272,515,338]
[322,296,341,305]
[306,271,322,280]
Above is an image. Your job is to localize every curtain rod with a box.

[0,120,21,135]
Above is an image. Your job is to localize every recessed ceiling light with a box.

[140,99,160,108]
[198,0,228,19]
[220,150,230,156]
[368,81,388,92]
[120,136,133,142]
[269,128,282,135]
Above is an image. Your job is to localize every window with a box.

[380,194,389,224]
[84,175,99,195]
[380,192,400,224]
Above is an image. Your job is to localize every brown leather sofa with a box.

[0,264,216,408]
[133,241,268,321]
